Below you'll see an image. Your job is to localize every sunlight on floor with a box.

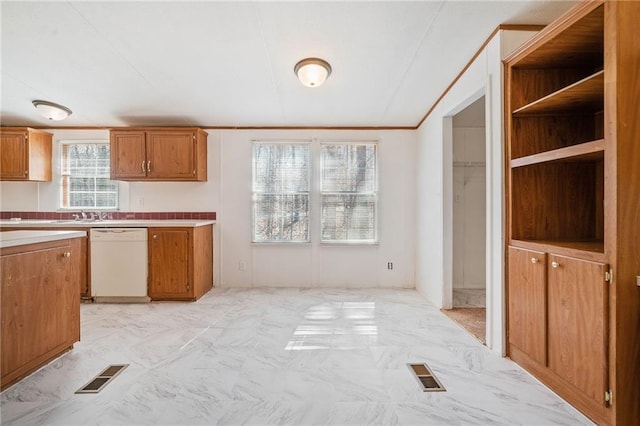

[286,302,378,350]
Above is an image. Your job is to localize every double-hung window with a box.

[321,143,377,243]
[252,143,310,242]
[60,141,118,209]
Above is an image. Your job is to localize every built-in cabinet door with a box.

[146,131,195,180]
[148,228,191,299]
[110,131,147,179]
[1,240,80,381]
[547,254,607,405]
[0,131,28,180]
[508,246,547,364]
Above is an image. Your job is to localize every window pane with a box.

[254,144,309,193]
[61,142,118,209]
[321,144,376,193]
[321,194,376,242]
[321,143,377,243]
[252,143,310,242]
[254,194,309,242]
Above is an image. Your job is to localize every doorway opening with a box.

[442,96,487,344]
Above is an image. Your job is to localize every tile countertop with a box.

[0,230,87,249]
[0,219,215,228]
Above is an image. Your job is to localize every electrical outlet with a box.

[136,196,144,208]
[239,261,247,271]
[387,262,393,270]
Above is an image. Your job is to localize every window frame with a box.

[319,141,379,245]
[251,141,312,244]
[59,140,119,211]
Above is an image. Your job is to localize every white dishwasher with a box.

[90,228,149,303]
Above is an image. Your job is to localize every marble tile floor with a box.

[1,288,592,426]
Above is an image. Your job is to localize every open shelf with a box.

[510,113,603,158]
[511,4,603,69]
[510,160,604,244]
[513,71,603,116]
[511,139,604,168]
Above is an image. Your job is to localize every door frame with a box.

[442,79,505,353]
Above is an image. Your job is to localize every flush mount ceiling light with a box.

[32,100,72,121]
[294,57,332,88]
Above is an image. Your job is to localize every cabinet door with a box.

[148,229,191,299]
[547,254,607,405]
[146,131,195,180]
[0,131,28,180]
[508,246,547,364]
[1,240,80,381]
[110,131,147,180]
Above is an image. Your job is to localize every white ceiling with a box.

[1,1,576,128]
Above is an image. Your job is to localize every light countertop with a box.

[0,230,87,249]
[0,219,215,228]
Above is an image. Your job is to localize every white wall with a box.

[219,129,417,289]
[1,128,416,290]
[452,126,486,290]
[415,29,538,354]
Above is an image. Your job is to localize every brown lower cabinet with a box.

[6,226,91,298]
[148,225,213,301]
[508,246,608,421]
[1,237,82,390]
[507,247,547,365]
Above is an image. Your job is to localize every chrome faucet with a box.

[80,210,87,220]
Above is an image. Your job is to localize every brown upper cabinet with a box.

[505,1,640,424]
[0,127,52,181]
[110,128,207,181]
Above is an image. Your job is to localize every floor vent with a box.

[75,364,128,394]
[408,363,446,392]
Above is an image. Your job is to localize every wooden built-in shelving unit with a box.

[504,1,640,425]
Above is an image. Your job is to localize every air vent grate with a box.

[75,364,128,394]
[408,363,446,392]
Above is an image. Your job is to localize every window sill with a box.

[320,242,379,246]
[57,208,120,212]
[252,241,311,245]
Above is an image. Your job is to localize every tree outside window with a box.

[252,143,310,242]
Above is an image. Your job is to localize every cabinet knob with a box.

[552,261,560,268]
[153,234,157,239]
[62,252,71,258]
[531,257,539,264]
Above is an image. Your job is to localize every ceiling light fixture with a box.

[294,57,332,88]
[32,100,73,121]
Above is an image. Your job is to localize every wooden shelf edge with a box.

[510,139,604,167]
[513,70,604,116]
[509,239,605,262]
